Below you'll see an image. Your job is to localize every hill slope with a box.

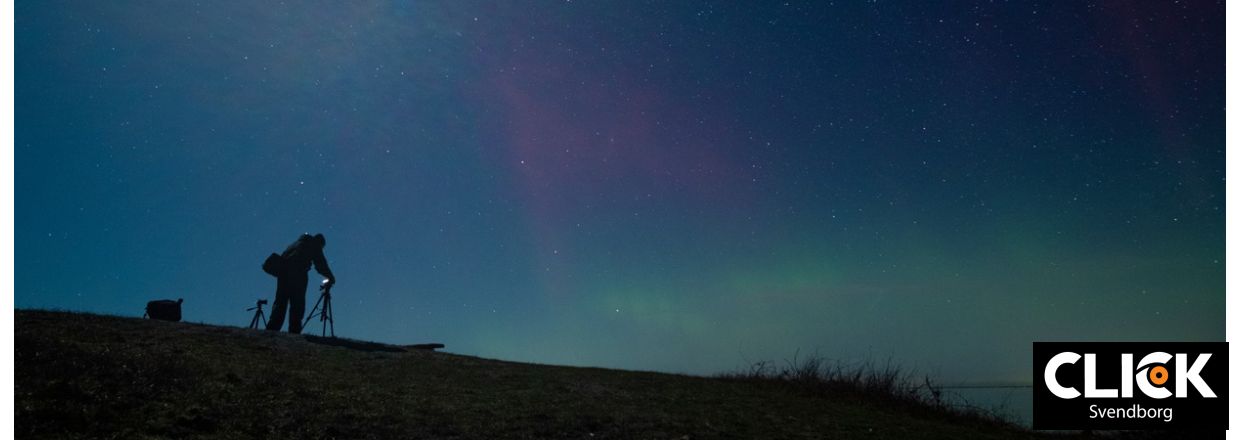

[17,310,1048,439]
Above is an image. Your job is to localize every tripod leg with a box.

[322,297,332,337]
[327,298,335,337]
[259,310,267,328]
[303,294,324,330]
[322,298,332,339]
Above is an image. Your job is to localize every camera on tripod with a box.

[245,279,336,336]
[247,298,269,330]
[302,278,335,337]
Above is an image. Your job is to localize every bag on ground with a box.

[145,298,183,322]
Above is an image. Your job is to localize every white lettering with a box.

[1136,352,1173,399]
[1176,353,1216,398]
[1045,352,1081,399]
[1120,353,1133,398]
[1087,404,1173,422]
[1084,353,1118,398]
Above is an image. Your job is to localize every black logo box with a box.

[1032,342,1227,430]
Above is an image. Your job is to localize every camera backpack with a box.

[145,298,184,322]
[262,253,286,276]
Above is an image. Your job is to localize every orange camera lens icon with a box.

[1148,365,1169,386]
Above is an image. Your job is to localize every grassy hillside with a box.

[17,309,1061,439]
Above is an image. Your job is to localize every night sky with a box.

[16,1,1224,388]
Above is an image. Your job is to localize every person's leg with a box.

[287,273,309,334]
[266,276,290,331]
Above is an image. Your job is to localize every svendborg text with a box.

[1088,404,1172,422]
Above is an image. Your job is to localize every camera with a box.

[248,298,269,329]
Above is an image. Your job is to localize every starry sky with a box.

[16,1,1224,386]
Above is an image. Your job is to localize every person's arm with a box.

[314,251,335,285]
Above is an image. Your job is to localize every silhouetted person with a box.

[267,233,335,334]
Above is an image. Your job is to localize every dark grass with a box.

[12,309,1131,439]
[715,351,1019,429]
[714,353,1224,440]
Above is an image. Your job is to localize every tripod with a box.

[247,299,268,330]
[302,282,335,337]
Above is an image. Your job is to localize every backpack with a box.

[145,298,183,322]
[262,252,286,276]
